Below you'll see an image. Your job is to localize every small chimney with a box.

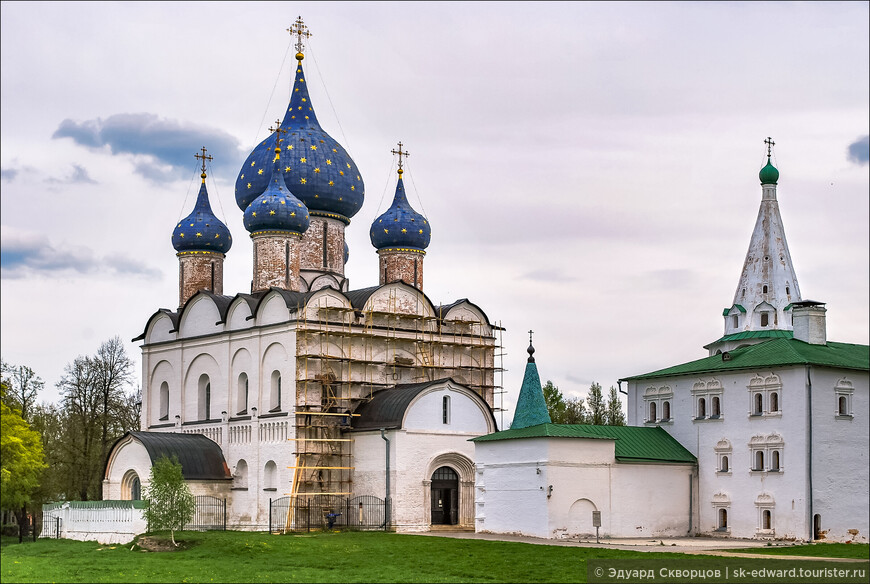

[792,301,827,345]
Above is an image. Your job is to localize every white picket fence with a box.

[41,501,147,544]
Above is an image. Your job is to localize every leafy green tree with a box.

[143,455,196,547]
[586,382,606,425]
[542,380,566,423]
[605,386,626,426]
[563,397,588,424]
[1,389,47,533]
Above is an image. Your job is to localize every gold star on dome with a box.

[258,169,264,175]
[196,232,203,237]
[285,166,292,172]
[280,199,286,204]
[240,174,244,180]
[357,175,361,180]
[305,116,309,120]
[338,196,343,201]
[351,185,355,191]
[302,97,307,102]
[310,145,317,150]
[328,180,334,186]
[314,168,320,173]
[419,229,423,234]
[190,223,194,227]
[294,87,299,92]
[251,161,256,167]
[179,233,185,238]
[401,228,407,233]
[339,171,344,176]
[215,234,221,238]
[346,163,351,169]
[291,211,296,217]
[177,223,181,228]
[298,106,303,110]
[269,210,276,215]
[326,159,332,165]
[252,211,257,217]
[287,144,294,150]
[247,182,252,188]
[300,157,306,163]
[300,178,307,184]
[332,148,337,153]
[383,228,389,234]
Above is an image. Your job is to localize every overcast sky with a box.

[2,1,868,425]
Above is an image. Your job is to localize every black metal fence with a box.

[269,495,389,532]
[182,495,226,531]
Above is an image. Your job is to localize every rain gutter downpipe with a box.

[806,365,814,541]
[381,429,391,528]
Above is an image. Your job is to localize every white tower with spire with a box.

[705,139,802,355]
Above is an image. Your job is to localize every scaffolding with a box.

[284,289,503,530]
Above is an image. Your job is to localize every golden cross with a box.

[391,141,409,172]
[194,146,213,174]
[764,137,775,157]
[269,120,287,145]
[288,16,312,54]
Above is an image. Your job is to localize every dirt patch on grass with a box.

[135,535,194,552]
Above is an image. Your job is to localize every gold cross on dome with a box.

[194,146,213,174]
[288,16,312,54]
[269,120,287,145]
[764,137,775,157]
[391,141,409,172]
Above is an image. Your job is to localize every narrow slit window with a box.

[442,395,450,424]
[649,401,657,422]
[761,312,769,327]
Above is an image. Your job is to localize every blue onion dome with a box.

[244,144,310,235]
[277,56,365,222]
[759,157,779,185]
[172,173,232,254]
[343,241,349,264]
[370,173,431,251]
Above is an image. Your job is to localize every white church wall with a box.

[403,385,490,435]
[227,300,253,330]
[103,438,152,501]
[147,314,176,343]
[258,293,291,326]
[609,464,695,537]
[810,369,869,543]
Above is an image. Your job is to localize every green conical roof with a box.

[759,158,779,185]
[510,344,552,429]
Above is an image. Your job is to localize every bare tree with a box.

[93,337,133,464]
[1,361,44,422]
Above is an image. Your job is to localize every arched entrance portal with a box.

[430,466,458,525]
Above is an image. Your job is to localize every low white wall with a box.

[41,502,148,545]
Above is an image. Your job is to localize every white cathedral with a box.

[103,20,868,541]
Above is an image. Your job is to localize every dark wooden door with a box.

[430,466,458,525]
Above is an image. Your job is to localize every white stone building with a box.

[103,21,502,532]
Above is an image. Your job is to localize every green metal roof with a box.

[723,304,747,316]
[621,339,869,382]
[471,423,696,464]
[709,329,794,344]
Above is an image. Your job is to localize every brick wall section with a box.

[378,249,424,290]
[251,233,302,292]
[178,252,224,306]
[299,217,346,276]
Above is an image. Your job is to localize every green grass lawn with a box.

[724,542,870,559]
[1,530,688,583]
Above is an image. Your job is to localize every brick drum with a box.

[251,232,303,292]
[299,217,346,276]
[378,248,424,290]
[178,251,225,306]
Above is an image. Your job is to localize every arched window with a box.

[838,396,848,416]
[754,393,764,415]
[760,312,769,327]
[721,456,729,473]
[755,450,765,471]
[771,450,780,471]
[719,508,728,529]
[763,509,772,530]
[159,381,169,420]
[198,374,211,421]
[762,285,768,294]
[237,373,248,415]
[698,397,706,418]
[234,459,248,489]
[442,395,450,424]
[662,401,670,421]
[122,470,141,501]
[270,371,281,412]
[770,392,779,412]
[648,401,657,422]
[264,460,277,491]
[131,476,141,501]
[732,315,739,328]
[712,396,721,417]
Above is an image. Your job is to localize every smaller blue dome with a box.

[172,177,232,254]
[244,147,310,235]
[235,134,278,211]
[370,176,430,251]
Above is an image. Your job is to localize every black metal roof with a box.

[127,431,231,480]
[352,378,496,431]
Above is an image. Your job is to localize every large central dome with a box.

[235,57,364,223]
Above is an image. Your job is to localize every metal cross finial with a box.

[269,120,287,144]
[764,137,775,157]
[288,16,312,54]
[194,146,213,174]
[391,141,410,172]
[528,330,534,345]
